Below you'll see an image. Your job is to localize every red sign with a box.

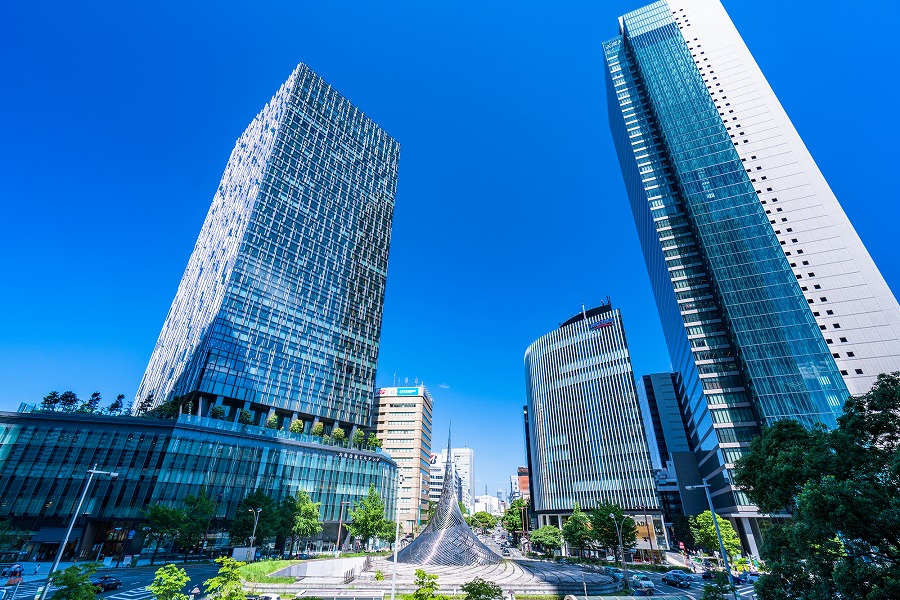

[679,541,685,549]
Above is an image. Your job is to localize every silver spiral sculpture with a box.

[395,430,502,566]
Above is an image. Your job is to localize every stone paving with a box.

[349,557,620,595]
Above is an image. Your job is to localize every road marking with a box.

[106,588,153,600]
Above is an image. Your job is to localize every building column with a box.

[234,401,250,423]
[739,517,760,558]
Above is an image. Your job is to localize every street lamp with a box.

[685,479,738,600]
[609,513,630,592]
[39,465,118,600]
[247,508,262,562]
[390,473,405,600]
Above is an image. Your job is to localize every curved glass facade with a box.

[524,304,659,523]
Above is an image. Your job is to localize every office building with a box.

[517,466,531,504]
[637,373,706,540]
[429,454,462,505]
[603,0,900,553]
[474,495,502,517]
[524,301,663,549]
[0,408,396,561]
[136,63,400,440]
[428,447,475,512]
[372,386,432,533]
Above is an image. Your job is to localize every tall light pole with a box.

[39,465,118,600]
[335,500,351,554]
[685,479,738,600]
[247,508,262,561]
[390,473,405,600]
[609,513,630,593]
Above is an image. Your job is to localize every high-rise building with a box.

[603,0,900,553]
[637,373,706,540]
[429,455,462,505]
[428,448,474,512]
[372,386,433,533]
[524,301,664,549]
[136,63,400,438]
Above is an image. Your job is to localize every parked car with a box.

[662,571,692,588]
[631,574,655,591]
[90,576,122,592]
[502,549,511,556]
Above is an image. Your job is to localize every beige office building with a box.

[373,386,433,534]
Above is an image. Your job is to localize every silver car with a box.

[631,573,656,591]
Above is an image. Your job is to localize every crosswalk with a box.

[5,581,56,600]
[4,583,154,600]
[106,587,153,600]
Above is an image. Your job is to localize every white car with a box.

[631,573,655,591]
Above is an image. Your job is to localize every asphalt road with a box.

[6,564,220,600]
[627,570,759,599]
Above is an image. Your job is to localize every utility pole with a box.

[685,480,739,600]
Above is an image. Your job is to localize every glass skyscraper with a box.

[136,64,400,434]
[524,302,664,550]
[603,0,900,554]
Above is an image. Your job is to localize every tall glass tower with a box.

[524,302,664,550]
[603,0,900,553]
[136,64,400,433]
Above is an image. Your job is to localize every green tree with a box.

[413,569,441,600]
[79,391,101,413]
[49,564,98,600]
[229,490,277,547]
[136,393,155,415]
[208,405,225,420]
[562,503,593,557]
[290,419,305,434]
[699,571,733,600]
[381,520,397,546]
[332,426,346,441]
[178,489,215,561]
[105,394,125,416]
[237,409,252,425]
[0,518,25,550]
[148,564,190,600]
[458,501,469,516]
[41,390,60,411]
[58,390,79,412]
[501,498,527,543]
[346,483,389,549]
[734,372,900,600]
[470,511,497,534]
[265,414,278,429]
[203,557,245,600]
[530,525,562,557]
[142,504,185,564]
[367,432,382,448]
[277,490,322,554]
[689,511,741,560]
[671,514,694,549]
[353,429,365,446]
[460,577,503,600]
[589,503,637,554]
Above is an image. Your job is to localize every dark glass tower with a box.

[601,0,876,553]
[136,64,400,433]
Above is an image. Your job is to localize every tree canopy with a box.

[589,502,637,552]
[49,564,98,600]
[530,525,562,556]
[228,490,277,546]
[734,371,900,600]
[689,510,741,560]
[561,503,593,556]
[346,483,389,547]
[148,564,190,600]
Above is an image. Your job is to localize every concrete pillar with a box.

[739,517,760,558]
[234,401,251,423]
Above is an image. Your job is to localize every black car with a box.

[662,571,692,588]
[90,576,122,592]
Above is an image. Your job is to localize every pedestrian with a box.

[33,564,41,576]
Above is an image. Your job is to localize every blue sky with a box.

[1,1,898,497]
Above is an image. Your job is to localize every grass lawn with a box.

[239,560,298,583]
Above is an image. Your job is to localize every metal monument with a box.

[395,431,501,565]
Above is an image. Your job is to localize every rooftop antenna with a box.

[581,303,587,319]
